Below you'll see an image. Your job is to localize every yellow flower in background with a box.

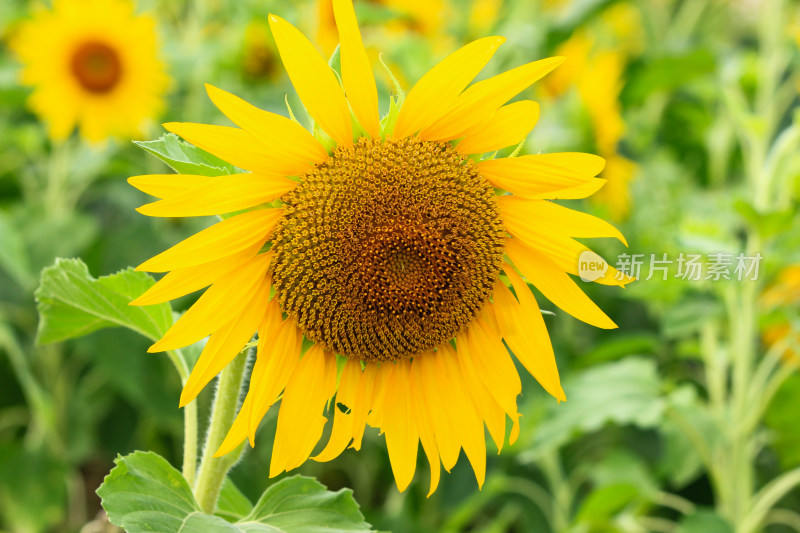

[468,0,503,37]
[130,0,630,494]
[242,20,281,81]
[542,2,642,219]
[12,0,168,142]
[762,266,800,363]
[318,0,450,58]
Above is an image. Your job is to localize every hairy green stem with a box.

[193,349,249,513]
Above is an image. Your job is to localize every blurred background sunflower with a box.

[12,0,168,142]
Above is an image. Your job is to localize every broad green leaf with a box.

[764,373,800,468]
[242,476,373,533]
[134,132,237,177]
[98,452,374,533]
[35,258,171,344]
[98,451,205,532]
[217,477,254,522]
[0,212,33,290]
[520,358,665,460]
[676,508,733,533]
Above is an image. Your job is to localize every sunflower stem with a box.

[193,348,249,513]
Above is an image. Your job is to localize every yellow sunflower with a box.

[12,0,168,142]
[130,0,631,494]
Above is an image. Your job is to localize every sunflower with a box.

[12,0,168,142]
[130,0,631,494]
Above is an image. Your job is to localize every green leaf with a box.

[35,258,171,344]
[243,476,373,532]
[216,478,253,522]
[98,452,374,533]
[134,132,237,176]
[764,373,800,468]
[520,358,665,460]
[98,451,202,533]
[676,508,733,533]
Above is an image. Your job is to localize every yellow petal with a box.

[205,84,329,174]
[147,254,271,352]
[178,279,270,407]
[420,56,563,141]
[130,244,260,306]
[493,274,565,401]
[270,345,337,477]
[409,357,441,496]
[545,179,608,200]
[367,361,394,430]
[128,174,215,199]
[136,173,295,218]
[457,100,539,155]
[416,352,460,471]
[214,304,295,457]
[505,239,617,329]
[478,153,606,199]
[382,360,419,492]
[313,358,362,462]
[437,346,487,488]
[499,195,626,244]
[350,362,378,451]
[462,319,521,423]
[137,209,280,272]
[163,122,277,175]
[247,315,302,443]
[500,206,631,286]
[393,37,505,139]
[455,337,507,452]
[332,0,380,137]
[269,14,352,147]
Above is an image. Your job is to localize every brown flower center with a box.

[70,41,122,93]
[270,137,505,362]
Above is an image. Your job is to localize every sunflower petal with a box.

[214,304,295,457]
[421,57,564,141]
[417,353,460,471]
[437,346,486,488]
[333,0,380,137]
[493,274,565,401]
[501,209,631,286]
[478,153,605,199]
[136,209,279,272]
[136,173,295,218]
[147,254,271,352]
[393,36,505,139]
[130,244,260,306]
[505,239,617,329]
[128,174,215,199]
[269,14,352,146]
[178,279,270,407]
[163,122,275,174]
[313,358,362,462]
[382,359,419,492]
[462,319,521,423]
[499,195,626,244]
[205,84,329,174]
[457,100,539,155]
[270,345,337,477]
[455,337,507,452]
[350,362,378,451]
[247,315,302,442]
[409,358,441,496]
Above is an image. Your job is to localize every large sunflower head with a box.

[12,0,168,142]
[130,0,632,494]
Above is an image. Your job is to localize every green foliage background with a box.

[1,0,800,532]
